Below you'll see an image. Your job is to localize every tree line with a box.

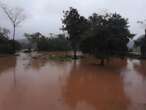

[0,27,20,54]
[24,32,71,52]
[1,4,146,64]
[62,7,134,65]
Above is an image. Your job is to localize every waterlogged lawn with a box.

[48,55,73,61]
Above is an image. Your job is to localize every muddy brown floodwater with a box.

[0,52,145,110]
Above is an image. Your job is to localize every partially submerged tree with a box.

[25,33,71,51]
[80,13,132,65]
[0,26,20,53]
[62,7,88,59]
[0,2,26,53]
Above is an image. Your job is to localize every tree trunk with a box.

[12,25,16,53]
[73,50,77,59]
[100,59,105,66]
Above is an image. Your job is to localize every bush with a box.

[25,33,71,51]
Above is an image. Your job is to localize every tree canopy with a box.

[80,13,132,65]
[25,33,71,52]
[62,7,89,59]
[62,7,133,64]
[0,27,20,53]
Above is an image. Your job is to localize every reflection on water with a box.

[0,53,145,110]
[62,59,128,110]
[121,59,146,110]
[0,55,16,74]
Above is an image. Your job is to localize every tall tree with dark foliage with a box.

[62,7,88,59]
[80,13,132,65]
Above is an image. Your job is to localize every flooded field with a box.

[0,52,145,110]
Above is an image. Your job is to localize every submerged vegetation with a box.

[0,2,26,53]
[0,27,21,54]
[48,55,73,61]
[0,1,146,110]
[24,33,71,52]
[62,7,134,64]
[0,5,145,65]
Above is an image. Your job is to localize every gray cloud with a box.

[0,0,146,39]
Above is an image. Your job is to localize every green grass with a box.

[48,55,73,61]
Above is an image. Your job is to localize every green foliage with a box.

[62,7,89,59]
[25,33,71,51]
[0,27,20,54]
[48,55,73,61]
[62,8,133,62]
[80,13,132,62]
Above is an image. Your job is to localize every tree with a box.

[62,7,88,59]
[80,13,132,65]
[53,34,71,51]
[25,32,42,51]
[0,2,26,53]
[25,32,71,52]
[0,27,10,39]
[0,26,20,53]
[106,13,132,56]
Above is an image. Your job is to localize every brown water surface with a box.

[0,53,145,110]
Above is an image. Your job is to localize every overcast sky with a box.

[0,0,146,39]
